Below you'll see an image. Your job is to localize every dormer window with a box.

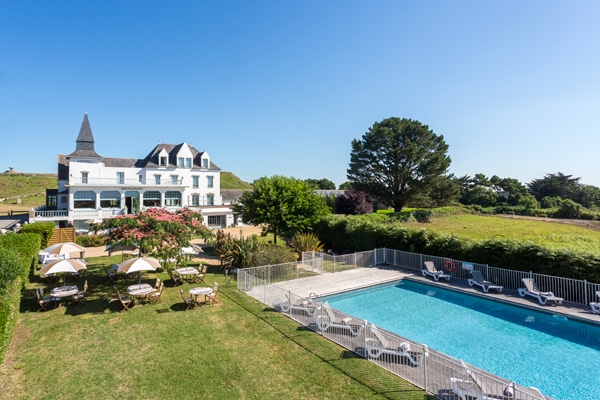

[202,158,208,168]
[185,157,192,168]
[159,156,168,167]
[178,157,185,167]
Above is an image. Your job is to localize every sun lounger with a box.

[468,270,503,293]
[364,323,422,366]
[450,360,549,400]
[590,291,600,314]
[314,301,364,336]
[518,278,563,306]
[422,261,451,281]
[280,295,318,316]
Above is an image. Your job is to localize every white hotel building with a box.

[31,114,235,230]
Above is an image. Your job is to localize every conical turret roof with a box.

[68,113,102,158]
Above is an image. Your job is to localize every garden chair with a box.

[72,279,88,304]
[36,287,57,311]
[204,282,219,306]
[110,287,133,312]
[179,288,195,311]
[148,282,164,304]
[168,269,182,287]
[103,265,117,283]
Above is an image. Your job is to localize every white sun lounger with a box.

[590,291,600,314]
[468,270,503,293]
[450,360,549,400]
[314,301,364,336]
[518,278,563,306]
[364,323,422,366]
[422,261,451,281]
[279,295,318,316]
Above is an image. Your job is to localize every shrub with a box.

[76,234,106,247]
[19,222,55,249]
[554,199,582,219]
[289,232,324,259]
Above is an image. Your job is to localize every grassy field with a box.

[0,255,429,400]
[0,173,56,215]
[401,214,600,254]
[220,171,252,189]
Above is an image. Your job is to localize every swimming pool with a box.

[324,280,600,400]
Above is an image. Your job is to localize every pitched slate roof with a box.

[139,143,220,170]
[67,113,102,158]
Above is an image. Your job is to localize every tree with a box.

[347,117,451,212]
[231,176,330,244]
[336,189,373,215]
[338,181,353,190]
[93,208,213,264]
[528,172,581,201]
[304,178,336,190]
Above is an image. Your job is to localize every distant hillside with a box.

[0,173,57,199]
[0,171,251,201]
[221,171,252,189]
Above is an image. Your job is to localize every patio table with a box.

[189,286,212,305]
[176,267,199,281]
[50,285,79,298]
[127,283,154,303]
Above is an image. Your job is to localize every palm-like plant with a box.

[289,232,324,259]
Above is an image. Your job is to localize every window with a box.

[160,156,168,167]
[143,191,161,207]
[117,172,125,184]
[154,175,161,185]
[165,191,182,207]
[171,175,179,184]
[207,194,214,206]
[191,194,199,206]
[100,191,120,208]
[202,158,208,168]
[138,175,143,183]
[73,191,96,209]
[81,172,88,184]
[186,157,192,168]
[207,176,214,188]
[192,176,199,188]
[178,157,184,167]
[207,215,223,227]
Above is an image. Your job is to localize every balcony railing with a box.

[68,177,184,186]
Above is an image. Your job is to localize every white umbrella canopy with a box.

[39,258,87,275]
[117,257,161,284]
[43,242,86,258]
[38,259,87,284]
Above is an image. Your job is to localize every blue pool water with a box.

[324,280,600,400]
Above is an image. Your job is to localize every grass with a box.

[401,214,600,254]
[220,171,252,190]
[0,254,429,400]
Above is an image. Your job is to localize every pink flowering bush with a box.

[93,208,213,263]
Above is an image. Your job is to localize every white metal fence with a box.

[238,276,547,400]
[235,247,600,400]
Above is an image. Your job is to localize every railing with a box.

[300,248,600,307]
[68,177,184,186]
[238,277,546,400]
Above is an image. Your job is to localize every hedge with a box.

[0,234,41,364]
[314,215,600,283]
[19,222,55,249]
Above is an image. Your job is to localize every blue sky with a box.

[1,1,599,188]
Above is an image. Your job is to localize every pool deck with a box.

[272,264,600,325]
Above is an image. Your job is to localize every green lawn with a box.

[0,255,430,400]
[402,214,600,254]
